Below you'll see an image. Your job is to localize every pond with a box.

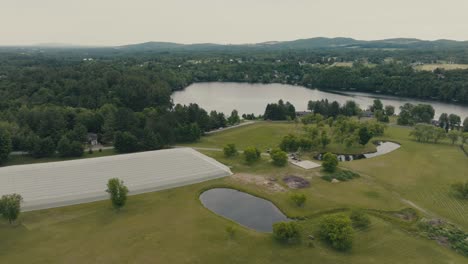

[172,82,468,120]
[315,141,401,162]
[199,188,290,232]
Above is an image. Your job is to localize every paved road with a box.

[205,121,255,134]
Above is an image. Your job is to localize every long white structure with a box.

[0,148,232,211]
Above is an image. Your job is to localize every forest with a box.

[1,47,468,162]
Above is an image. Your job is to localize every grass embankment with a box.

[0,123,467,263]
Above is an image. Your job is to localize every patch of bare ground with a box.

[283,175,310,189]
[231,173,286,192]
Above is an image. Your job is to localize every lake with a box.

[199,188,290,232]
[172,82,468,120]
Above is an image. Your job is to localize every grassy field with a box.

[414,63,468,71]
[0,180,465,263]
[183,121,377,154]
[2,149,117,167]
[0,123,467,263]
[343,126,468,230]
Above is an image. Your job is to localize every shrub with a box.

[322,152,338,172]
[279,134,299,152]
[451,181,468,199]
[270,148,288,166]
[223,143,238,158]
[0,193,23,224]
[350,210,371,229]
[272,222,300,244]
[319,214,354,251]
[225,226,236,239]
[243,147,261,164]
[106,178,129,210]
[290,193,306,207]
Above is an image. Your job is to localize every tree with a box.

[322,152,338,172]
[320,131,331,149]
[106,178,129,210]
[0,194,23,224]
[223,144,238,157]
[270,148,288,166]
[384,105,395,116]
[447,130,460,145]
[350,210,371,229]
[227,110,240,125]
[448,114,461,130]
[57,136,84,157]
[372,99,383,112]
[272,222,300,244]
[463,117,468,132]
[279,134,299,152]
[290,193,306,207]
[451,181,468,199]
[319,214,354,251]
[114,131,139,153]
[439,113,449,130]
[0,129,12,164]
[243,147,261,164]
[358,126,373,145]
[461,132,468,145]
[31,136,56,158]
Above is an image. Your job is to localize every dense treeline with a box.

[1,50,468,162]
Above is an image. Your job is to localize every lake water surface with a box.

[200,188,290,232]
[172,82,468,120]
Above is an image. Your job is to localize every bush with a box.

[279,134,299,152]
[319,214,354,251]
[451,181,468,199]
[225,226,236,239]
[322,152,338,172]
[106,178,129,210]
[290,193,306,207]
[0,193,23,224]
[273,222,300,244]
[243,146,261,164]
[57,136,84,157]
[270,148,288,166]
[223,143,238,158]
[350,210,371,229]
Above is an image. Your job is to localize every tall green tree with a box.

[0,129,12,164]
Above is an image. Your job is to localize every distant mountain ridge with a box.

[3,37,468,51]
[116,37,468,51]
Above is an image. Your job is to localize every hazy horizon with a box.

[2,0,468,46]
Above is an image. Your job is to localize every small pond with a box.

[199,188,290,232]
[315,141,401,162]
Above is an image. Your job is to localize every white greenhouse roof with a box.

[0,148,232,211]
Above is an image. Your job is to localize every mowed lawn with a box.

[0,181,465,264]
[183,121,376,154]
[343,126,468,230]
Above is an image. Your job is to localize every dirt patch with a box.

[434,236,450,247]
[231,173,286,192]
[283,175,310,189]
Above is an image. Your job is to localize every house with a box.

[360,111,374,118]
[295,111,312,117]
[87,133,99,146]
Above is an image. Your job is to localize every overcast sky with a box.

[2,0,468,46]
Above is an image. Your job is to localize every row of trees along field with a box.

[0,103,241,164]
